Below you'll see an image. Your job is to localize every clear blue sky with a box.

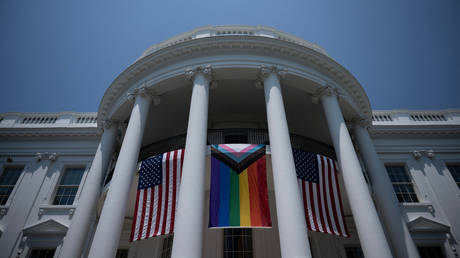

[1,0,459,113]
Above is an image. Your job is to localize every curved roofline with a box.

[139,25,329,59]
[98,26,372,125]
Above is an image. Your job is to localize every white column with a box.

[88,88,152,258]
[171,66,211,258]
[261,66,312,258]
[354,123,420,258]
[60,123,117,258]
[320,88,393,258]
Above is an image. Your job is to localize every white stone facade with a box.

[0,26,459,258]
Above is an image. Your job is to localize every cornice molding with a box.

[0,127,99,137]
[369,125,460,136]
[97,35,371,124]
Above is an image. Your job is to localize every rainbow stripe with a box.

[209,144,271,228]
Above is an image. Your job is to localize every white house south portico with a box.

[66,25,408,258]
[1,26,459,258]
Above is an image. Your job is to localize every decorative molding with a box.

[126,92,135,102]
[412,150,435,160]
[348,117,372,130]
[407,216,450,233]
[258,65,287,80]
[99,119,123,136]
[0,128,99,137]
[23,218,69,236]
[426,150,435,159]
[0,206,8,216]
[35,152,57,162]
[412,150,422,160]
[311,84,343,104]
[369,126,460,136]
[97,34,373,122]
[140,25,329,58]
[38,205,77,218]
[126,85,158,103]
[101,119,118,130]
[185,65,214,81]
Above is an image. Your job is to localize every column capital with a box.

[258,65,287,80]
[313,84,339,97]
[126,85,159,104]
[348,117,372,130]
[312,84,346,104]
[35,152,57,162]
[99,119,123,135]
[185,65,214,81]
[101,119,120,130]
[412,150,435,160]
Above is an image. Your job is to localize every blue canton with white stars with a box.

[138,154,163,189]
[293,149,319,183]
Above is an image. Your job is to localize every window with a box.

[161,235,173,258]
[0,167,23,205]
[418,246,445,258]
[385,165,419,203]
[345,246,364,258]
[53,167,85,205]
[29,249,56,258]
[115,249,128,258]
[223,228,253,258]
[447,165,460,189]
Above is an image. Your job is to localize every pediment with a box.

[23,219,68,236]
[408,216,450,233]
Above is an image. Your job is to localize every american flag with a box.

[293,149,349,237]
[130,149,184,242]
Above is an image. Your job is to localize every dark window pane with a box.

[30,249,56,258]
[345,246,364,258]
[223,229,252,257]
[0,167,23,205]
[53,168,84,205]
[161,235,174,258]
[116,249,128,258]
[385,165,418,203]
[60,195,70,205]
[61,168,84,185]
[447,165,460,189]
[418,246,445,258]
[67,195,75,205]
[224,134,248,144]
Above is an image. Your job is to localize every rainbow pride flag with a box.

[209,144,271,228]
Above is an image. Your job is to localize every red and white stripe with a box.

[130,149,184,242]
[298,155,349,237]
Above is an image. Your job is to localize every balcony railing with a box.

[139,128,335,161]
[371,110,459,125]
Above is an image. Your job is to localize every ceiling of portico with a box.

[127,77,333,151]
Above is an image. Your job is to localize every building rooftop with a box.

[139,25,329,59]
